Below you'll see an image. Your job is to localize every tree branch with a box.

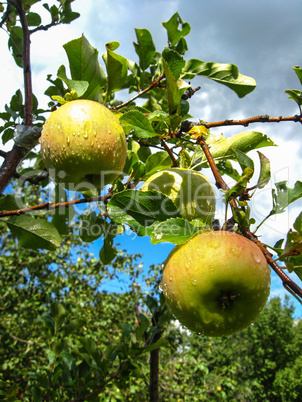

[113,74,165,111]
[200,114,302,129]
[0,193,113,217]
[0,1,36,194]
[197,135,302,301]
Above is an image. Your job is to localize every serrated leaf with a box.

[205,131,276,163]
[162,12,191,48]
[285,89,302,107]
[4,215,61,250]
[292,65,302,86]
[294,212,302,235]
[183,60,256,98]
[271,181,302,215]
[120,110,157,138]
[99,233,117,265]
[150,217,200,245]
[133,28,156,71]
[282,230,302,257]
[257,151,271,189]
[62,35,107,99]
[79,212,104,242]
[0,194,23,211]
[57,65,88,97]
[103,41,128,96]
[107,189,181,232]
[179,149,191,168]
[162,48,186,123]
[144,151,173,178]
[232,148,254,171]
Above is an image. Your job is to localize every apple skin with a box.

[39,100,127,190]
[142,168,216,222]
[161,231,271,336]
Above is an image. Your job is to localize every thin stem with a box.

[113,74,165,111]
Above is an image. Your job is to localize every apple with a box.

[142,168,216,222]
[39,99,127,190]
[161,230,271,336]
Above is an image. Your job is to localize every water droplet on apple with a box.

[169,276,173,282]
[209,265,215,271]
[191,279,197,286]
[253,253,261,263]
[208,240,220,249]
[230,247,241,257]
[83,131,88,139]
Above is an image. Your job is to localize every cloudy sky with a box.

[1,0,302,313]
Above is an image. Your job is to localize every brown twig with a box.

[0,193,112,217]
[113,74,165,111]
[0,1,35,195]
[161,139,178,167]
[200,114,302,129]
[197,135,302,300]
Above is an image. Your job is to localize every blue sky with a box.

[0,0,302,316]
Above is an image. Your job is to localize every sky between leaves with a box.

[0,0,302,314]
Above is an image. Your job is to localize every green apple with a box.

[142,168,216,222]
[161,231,271,336]
[40,99,127,190]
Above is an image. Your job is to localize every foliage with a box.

[0,1,302,400]
[0,222,301,400]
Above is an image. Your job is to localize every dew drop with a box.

[83,131,88,139]
[209,265,215,272]
[230,247,241,257]
[253,253,262,263]
[191,279,197,286]
[169,276,173,282]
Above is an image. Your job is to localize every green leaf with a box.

[271,181,302,215]
[204,131,276,164]
[144,151,173,178]
[107,189,181,232]
[136,314,150,341]
[99,229,118,265]
[133,28,156,71]
[162,12,191,50]
[285,89,302,107]
[51,302,66,332]
[257,151,271,189]
[150,217,201,245]
[0,194,22,211]
[292,65,302,86]
[183,60,256,98]
[27,12,42,26]
[223,167,254,203]
[120,110,157,138]
[79,212,105,242]
[294,212,302,235]
[144,337,170,353]
[4,215,61,250]
[57,65,88,97]
[232,148,254,172]
[62,35,107,99]
[162,48,187,123]
[8,26,23,68]
[103,41,128,96]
